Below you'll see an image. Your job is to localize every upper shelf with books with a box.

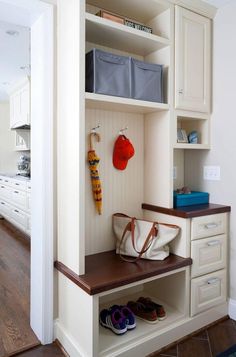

[86,13,171,57]
[87,0,170,25]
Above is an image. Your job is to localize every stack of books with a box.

[96,10,152,34]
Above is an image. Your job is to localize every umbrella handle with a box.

[89,132,101,150]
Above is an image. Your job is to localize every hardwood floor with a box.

[151,318,236,357]
[0,219,39,356]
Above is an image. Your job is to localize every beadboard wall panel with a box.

[85,109,144,255]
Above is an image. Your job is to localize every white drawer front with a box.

[0,200,11,217]
[0,184,11,200]
[11,179,27,191]
[191,235,227,277]
[11,207,27,228]
[191,269,226,316]
[27,193,31,211]
[11,189,27,210]
[191,213,227,240]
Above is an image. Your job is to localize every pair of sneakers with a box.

[99,305,136,335]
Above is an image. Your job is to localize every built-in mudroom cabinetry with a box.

[55,1,230,357]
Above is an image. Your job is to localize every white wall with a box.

[0,101,22,173]
[185,1,236,301]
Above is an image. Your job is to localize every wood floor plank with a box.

[178,338,211,357]
[0,220,39,355]
[15,343,66,356]
[207,319,236,356]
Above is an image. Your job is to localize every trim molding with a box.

[228,299,236,320]
[54,320,83,357]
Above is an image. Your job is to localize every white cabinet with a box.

[9,78,30,129]
[0,175,31,235]
[15,130,31,151]
[175,6,211,113]
[191,269,227,316]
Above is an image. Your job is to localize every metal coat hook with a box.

[119,126,128,135]
[91,124,100,134]
[89,125,101,150]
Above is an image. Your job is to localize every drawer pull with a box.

[14,209,19,213]
[1,186,4,189]
[207,240,220,246]
[207,277,220,285]
[14,191,19,194]
[1,202,5,205]
[15,183,20,186]
[205,223,218,229]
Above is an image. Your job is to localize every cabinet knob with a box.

[179,89,183,94]
[207,277,220,285]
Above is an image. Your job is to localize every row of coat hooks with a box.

[89,124,128,150]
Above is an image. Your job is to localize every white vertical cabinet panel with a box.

[175,6,211,113]
[85,109,144,255]
[144,111,173,208]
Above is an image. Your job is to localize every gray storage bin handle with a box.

[134,61,162,72]
[98,54,126,65]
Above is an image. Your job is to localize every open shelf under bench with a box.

[55,251,192,295]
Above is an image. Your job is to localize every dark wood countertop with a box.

[55,251,192,295]
[142,203,231,218]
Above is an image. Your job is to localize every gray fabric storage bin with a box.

[86,49,131,98]
[131,58,163,103]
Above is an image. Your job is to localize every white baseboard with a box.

[228,299,236,320]
[54,319,83,357]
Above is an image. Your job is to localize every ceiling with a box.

[203,0,233,6]
[0,20,30,101]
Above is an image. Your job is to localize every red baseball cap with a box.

[113,135,135,170]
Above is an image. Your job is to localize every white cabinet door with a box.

[175,6,211,113]
[20,83,30,126]
[10,78,30,129]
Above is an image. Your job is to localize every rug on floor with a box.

[217,344,236,357]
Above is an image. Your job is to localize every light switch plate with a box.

[173,166,177,180]
[203,166,221,181]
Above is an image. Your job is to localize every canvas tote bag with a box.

[113,213,180,262]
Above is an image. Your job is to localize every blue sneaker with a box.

[120,306,136,330]
[110,305,136,330]
[99,308,127,335]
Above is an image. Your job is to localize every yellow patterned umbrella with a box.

[88,132,102,215]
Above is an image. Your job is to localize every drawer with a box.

[191,213,227,240]
[11,189,27,210]
[11,179,27,191]
[191,269,226,316]
[11,207,28,228]
[191,235,227,278]
[0,200,11,217]
[27,192,31,211]
[0,184,11,200]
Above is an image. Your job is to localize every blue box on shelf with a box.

[173,191,209,208]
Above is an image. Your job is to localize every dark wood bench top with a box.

[142,203,231,218]
[55,250,192,295]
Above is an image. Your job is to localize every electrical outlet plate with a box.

[203,166,221,181]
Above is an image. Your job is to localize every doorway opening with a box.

[0,0,55,353]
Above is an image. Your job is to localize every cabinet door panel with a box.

[175,6,211,113]
[191,234,227,278]
[191,269,226,316]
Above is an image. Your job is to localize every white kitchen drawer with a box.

[27,192,31,211]
[11,178,27,191]
[191,269,226,316]
[11,189,27,211]
[0,200,11,217]
[11,206,28,229]
[191,235,227,278]
[0,184,11,200]
[191,213,227,240]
